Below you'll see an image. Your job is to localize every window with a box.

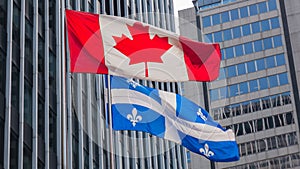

[223,29,232,41]
[265,56,275,69]
[268,0,277,11]
[252,99,261,112]
[227,65,237,77]
[256,58,265,71]
[219,87,228,99]
[255,120,263,132]
[258,2,267,13]
[205,33,213,42]
[235,44,244,57]
[229,84,238,97]
[0,119,3,168]
[249,4,258,16]
[254,40,263,52]
[232,27,241,38]
[247,61,256,73]
[24,81,32,127]
[213,31,222,42]
[271,94,281,107]
[266,116,274,129]
[279,73,289,85]
[221,49,225,60]
[23,146,32,169]
[230,9,239,21]
[88,1,94,12]
[240,6,249,18]
[268,75,278,88]
[10,133,19,169]
[249,80,259,92]
[259,77,268,90]
[239,82,249,94]
[233,105,241,117]
[202,16,211,28]
[261,97,271,109]
[273,35,283,47]
[261,20,270,31]
[25,0,33,21]
[0,51,5,93]
[244,42,253,54]
[225,47,234,59]
[282,92,291,105]
[251,22,261,33]
[237,63,246,75]
[240,143,246,156]
[276,54,285,66]
[286,112,293,125]
[242,101,251,114]
[11,65,20,111]
[263,38,273,50]
[49,110,57,152]
[218,68,226,80]
[210,89,219,101]
[212,13,220,25]
[221,11,230,23]
[244,122,252,134]
[242,24,251,36]
[270,17,280,29]
[274,115,283,127]
[38,98,45,139]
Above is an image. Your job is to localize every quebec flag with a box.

[110,76,239,162]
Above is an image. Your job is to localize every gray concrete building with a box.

[179,0,300,168]
[0,0,188,169]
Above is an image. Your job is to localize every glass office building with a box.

[0,0,188,169]
[179,0,300,168]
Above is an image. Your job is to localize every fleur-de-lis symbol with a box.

[199,144,214,158]
[197,108,207,121]
[127,108,142,127]
[127,79,140,88]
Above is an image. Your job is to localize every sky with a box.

[173,0,194,16]
[172,1,194,33]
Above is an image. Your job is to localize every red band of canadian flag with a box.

[66,10,221,82]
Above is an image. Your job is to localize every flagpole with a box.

[107,75,115,169]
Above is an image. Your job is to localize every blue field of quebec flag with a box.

[109,76,239,162]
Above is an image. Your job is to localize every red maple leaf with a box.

[113,22,173,77]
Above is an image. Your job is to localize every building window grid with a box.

[212,92,292,120]
[210,72,289,101]
[227,111,295,137]
[220,35,282,60]
[202,0,277,28]
[227,152,300,169]
[238,132,298,158]
[205,17,280,44]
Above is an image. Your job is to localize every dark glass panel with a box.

[49,110,57,153]
[0,50,5,93]
[24,80,33,127]
[0,119,3,168]
[11,65,20,111]
[23,146,32,169]
[10,133,18,169]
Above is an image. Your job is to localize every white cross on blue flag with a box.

[109,76,239,162]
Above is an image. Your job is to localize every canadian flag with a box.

[66,10,221,82]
